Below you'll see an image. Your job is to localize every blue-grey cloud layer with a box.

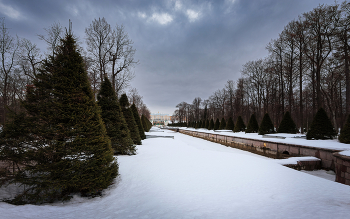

[2,0,332,114]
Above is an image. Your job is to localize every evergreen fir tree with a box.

[141,115,151,132]
[214,118,220,130]
[225,117,235,131]
[197,120,202,129]
[339,114,350,143]
[277,111,297,134]
[120,94,142,145]
[208,118,214,130]
[233,116,246,132]
[307,108,336,140]
[219,118,226,130]
[246,114,259,133]
[97,77,135,155]
[205,119,209,129]
[0,33,118,204]
[259,113,275,135]
[131,103,146,140]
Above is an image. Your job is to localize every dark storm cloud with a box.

[1,0,334,114]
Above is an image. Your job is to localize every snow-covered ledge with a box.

[334,151,350,186]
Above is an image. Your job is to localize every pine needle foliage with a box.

[97,77,135,154]
[246,114,259,133]
[306,108,336,140]
[131,103,146,140]
[0,34,118,204]
[205,119,209,129]
[197,120,202,129]
[233,116,246,132]
[119,94,142,145]
[277,111,297,134]
[259,113,275,135]
[339,114,350,143]
[141,115,152,132]
[225,117,235,131]
[219,118,226,130]
[214,118,220,130]
[208,118,214,130]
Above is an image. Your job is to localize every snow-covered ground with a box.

[1,129,350,218]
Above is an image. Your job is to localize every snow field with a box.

[0,129,350,218]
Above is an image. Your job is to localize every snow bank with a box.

[1,130,350,218]
[272,156,321,165]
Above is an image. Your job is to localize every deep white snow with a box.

[1,128,350,219]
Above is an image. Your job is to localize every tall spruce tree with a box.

[226,117,235,131]
[306,108,336,140]
[131,103,146,140]
[339,115,350,143]
[214,118,220,130]
[259,113,275,135]
[97,77,135,155]
[0,33,118,204]
[119,94,142,145]
[219,118,226,130]
[246,114,259,133]
[233,116,246,132]
[277,111,297,134]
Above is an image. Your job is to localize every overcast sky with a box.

[2,0,334,115]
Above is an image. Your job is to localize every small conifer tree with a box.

[277,111,297,134]
[97,77,135,154]
[205,119,209,129]
[246,114,259,133]
[197,121,201,128]
[219,118,226,130]
[208,118,214,130]
[120,94,142,145]
[233,116,246,132]
[214,118,220,130]
[141,115,152,132]
[131,103,146,140]
[306,108,336,140]
[339,114,350,143]
[259,113,275,135]
[226,117,235,131]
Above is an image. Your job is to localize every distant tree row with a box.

[172,1,350,133]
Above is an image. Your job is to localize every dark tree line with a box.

[172,2,350,134]
[0,17,150,126]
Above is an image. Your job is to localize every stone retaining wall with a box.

[334,153,350,186]
[177,129,340,171]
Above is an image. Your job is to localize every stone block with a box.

[336,158,343,166]
[326,152,335,161]
[322,160,332,169]
[289,146,299,155]
[319,151,328,160]
[342,165,347,172]
[345,172,350,180]
[344,160,350,167]
[269,143,278,151]
[345,179,350,186]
